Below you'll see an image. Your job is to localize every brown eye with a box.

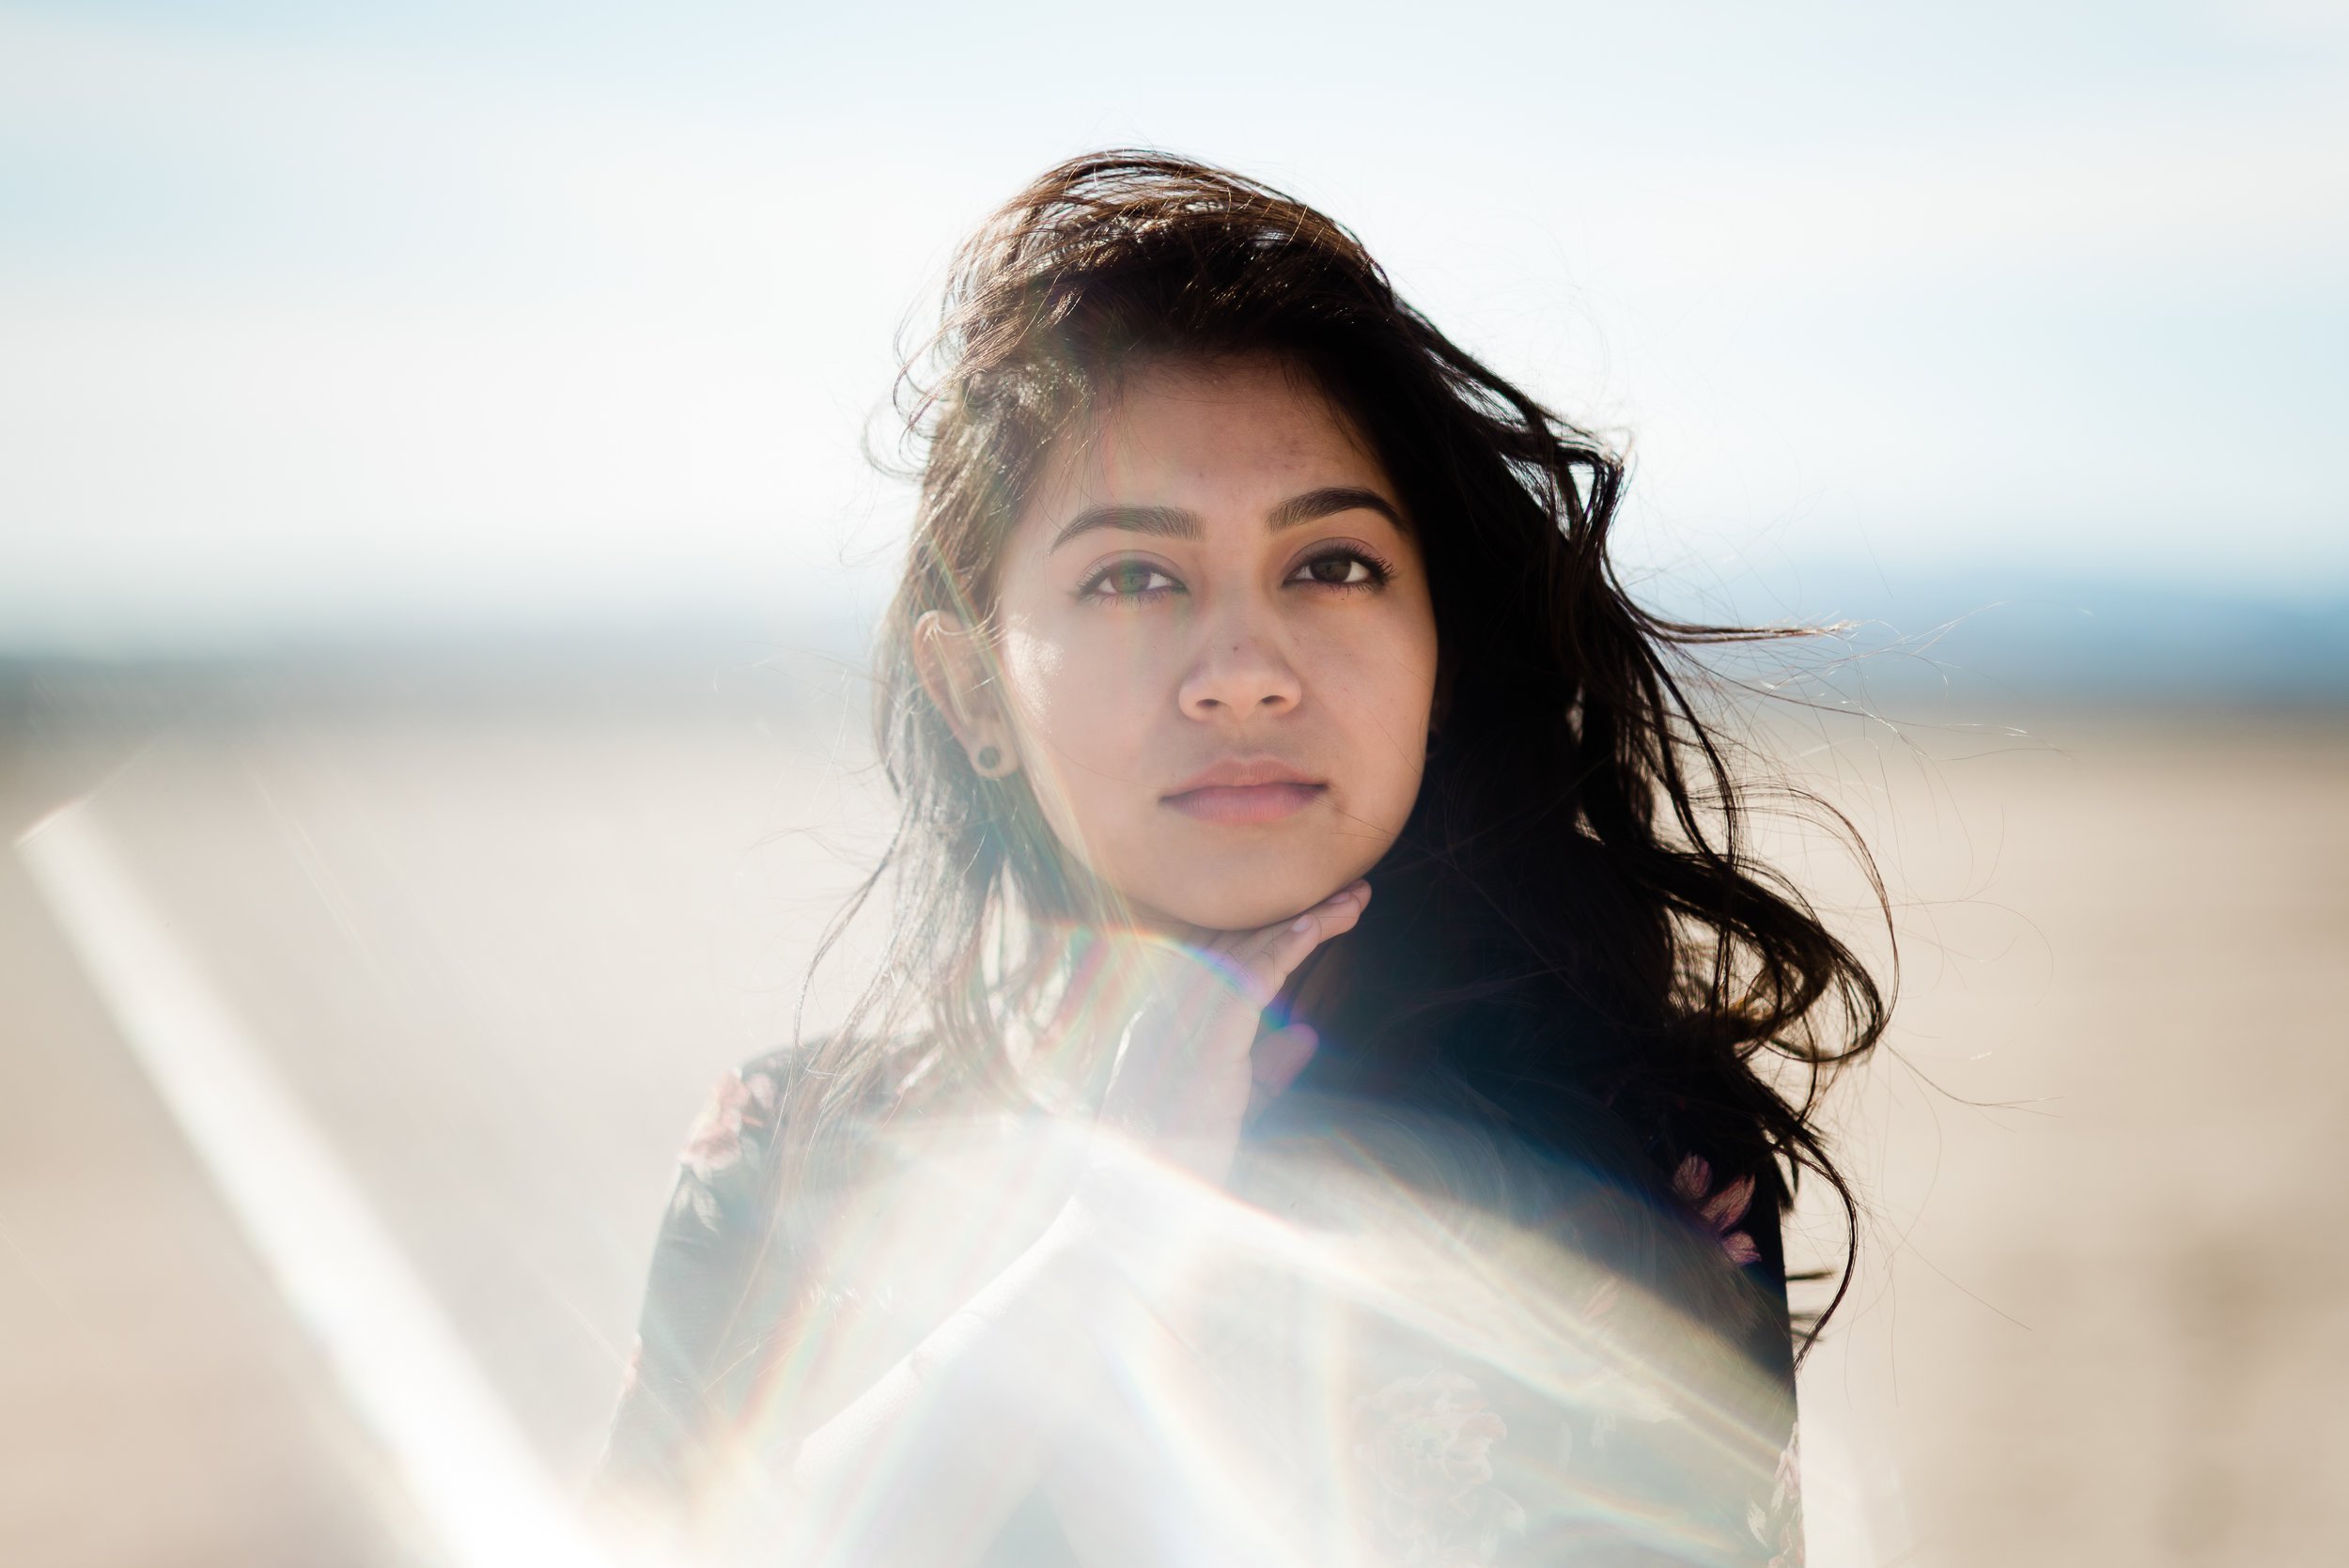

[1288,551,1382,588]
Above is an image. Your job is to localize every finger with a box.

[1249,879,1368,951]
[1271,879,1371,960]
[1244,1022,1319,1126]
[1252,879,1371,971]
[1250,1022,1319,1096]
[1194,880,1361,966]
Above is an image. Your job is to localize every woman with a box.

[596,153,1883,1568]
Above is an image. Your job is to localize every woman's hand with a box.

[1075,879,1370,1193]
[779,883,1365,1566]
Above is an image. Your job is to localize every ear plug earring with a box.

[975,745,1003,774]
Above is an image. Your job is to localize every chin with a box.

[1141,859,1361,934]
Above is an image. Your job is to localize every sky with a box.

[2,0,2344,656]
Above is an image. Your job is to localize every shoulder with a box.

[643,1034,968,1265]
[679,1054,788,1177]
[593,1056,793,1516]
[649,1048,802,1250]
[595,1039,928,1514]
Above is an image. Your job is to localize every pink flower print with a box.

[1357,1370,1508,1505]
[1672,1155,1762,1267]
[1750,1422,1804,1568]
[1354,1370,1526,1565]
[678,1069,776,1182]
[617,1337,644,1397]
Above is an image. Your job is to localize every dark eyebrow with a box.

[1049,504,1200,552]
[1267,486,1406,533]
[1046,486,1404,553]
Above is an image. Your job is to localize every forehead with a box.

[1019,355,1392,529]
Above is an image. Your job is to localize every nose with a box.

[1176,614,1303,722]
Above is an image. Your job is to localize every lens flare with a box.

[680,1087,1791,1566]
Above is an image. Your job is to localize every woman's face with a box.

[979,355,1439,932]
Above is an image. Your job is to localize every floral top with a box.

[596,1050,1804,1567]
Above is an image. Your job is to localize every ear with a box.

[911,611,1020,779]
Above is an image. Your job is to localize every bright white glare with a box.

[644,1105,1792,1565]
[15,803,612,1568]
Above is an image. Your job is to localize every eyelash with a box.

[1286,543,1394,593]
[1076,559,1184,604]
[1074,545,1395,605]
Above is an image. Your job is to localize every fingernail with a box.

[1291,916,1314,932]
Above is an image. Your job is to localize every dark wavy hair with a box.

[789,151,1890,1351]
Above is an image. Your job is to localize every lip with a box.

[1161,758,1328,826]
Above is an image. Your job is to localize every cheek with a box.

[999,617,1148,756]
[1314,607,1439,790]
[997,620,1066,730]
[998,616,1166,843]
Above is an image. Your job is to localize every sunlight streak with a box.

[15,801,610,1568]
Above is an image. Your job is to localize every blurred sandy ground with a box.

[1,651,2342,1566]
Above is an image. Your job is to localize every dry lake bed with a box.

[3,660,2342,1566]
